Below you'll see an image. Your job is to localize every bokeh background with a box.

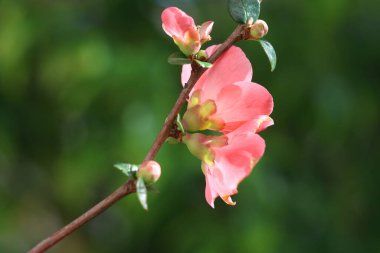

[1,0,379,252]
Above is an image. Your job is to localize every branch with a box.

[28,180,136,253]
[28,24,246,253]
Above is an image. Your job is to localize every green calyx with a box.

[182,133,228,165]
[182,91,224,132]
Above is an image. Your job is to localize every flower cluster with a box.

[162,7,274,208]
[182,46,273,207]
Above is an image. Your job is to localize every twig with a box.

[28,180,136,253]
[28,24,246,253]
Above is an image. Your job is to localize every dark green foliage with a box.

[259,39,277,71]
[228,0,261,23]
[0,1,379,253]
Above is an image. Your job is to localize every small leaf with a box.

[259,40,277,71]
[168,52,192,65]
[228,0,261,24]
[136,177,148,210]
[194,59,213,69]
[114,163,139,177]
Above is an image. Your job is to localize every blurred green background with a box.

[0,0,379,252]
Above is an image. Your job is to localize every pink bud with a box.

[161,7,214,56]
[248,20,269,40]
[137,161,161,184]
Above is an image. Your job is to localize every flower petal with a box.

[203,132,266,206]
[161,7,196,38]
[215,133,265,190]
[205,169,218,208]
[181,63,192,87]
[254,115,274,133]
[199,21,214,43]
[181,45,253,101]
[228,116,274,136]
[214,81,274,133]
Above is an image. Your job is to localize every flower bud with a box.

[137,160,161,184]
[248,20,268,40]
[161,7,214,56]
[196,50,208,61]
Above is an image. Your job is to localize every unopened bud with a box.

[137,160,161,184]
[248,20,268,40]
[196,50,208,61]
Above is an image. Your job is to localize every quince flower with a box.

[161,7,214,56]
[181,45,274,207]
[181,45,273,133]
[183,118,272,207]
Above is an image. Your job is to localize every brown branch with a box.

[28,24,246,253]
[28,180,136,253]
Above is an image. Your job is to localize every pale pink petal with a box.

[205,168,218,208]
[199,21,214,42]
[204,132,266,206]
[181,64,192,87]
[214,84,242,110]
[223,131,266,163]
[254,115,274,133]
[161,7,196,38]
[228,116,274,137]
[212,151,251,197]
[214,81,274,133]
[181,45,253,101]
[204,162,236,207]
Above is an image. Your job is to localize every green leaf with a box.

[194,59,213,69]
[114,163,139,177]
[228,0,261,24]
[136,177,148,210]
[168,52,191,65]
[259,40,277,72]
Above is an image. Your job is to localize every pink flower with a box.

[181,44,274,207]
[183,118,273,207]
[181,45,274,133]
[161,7,214,56]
